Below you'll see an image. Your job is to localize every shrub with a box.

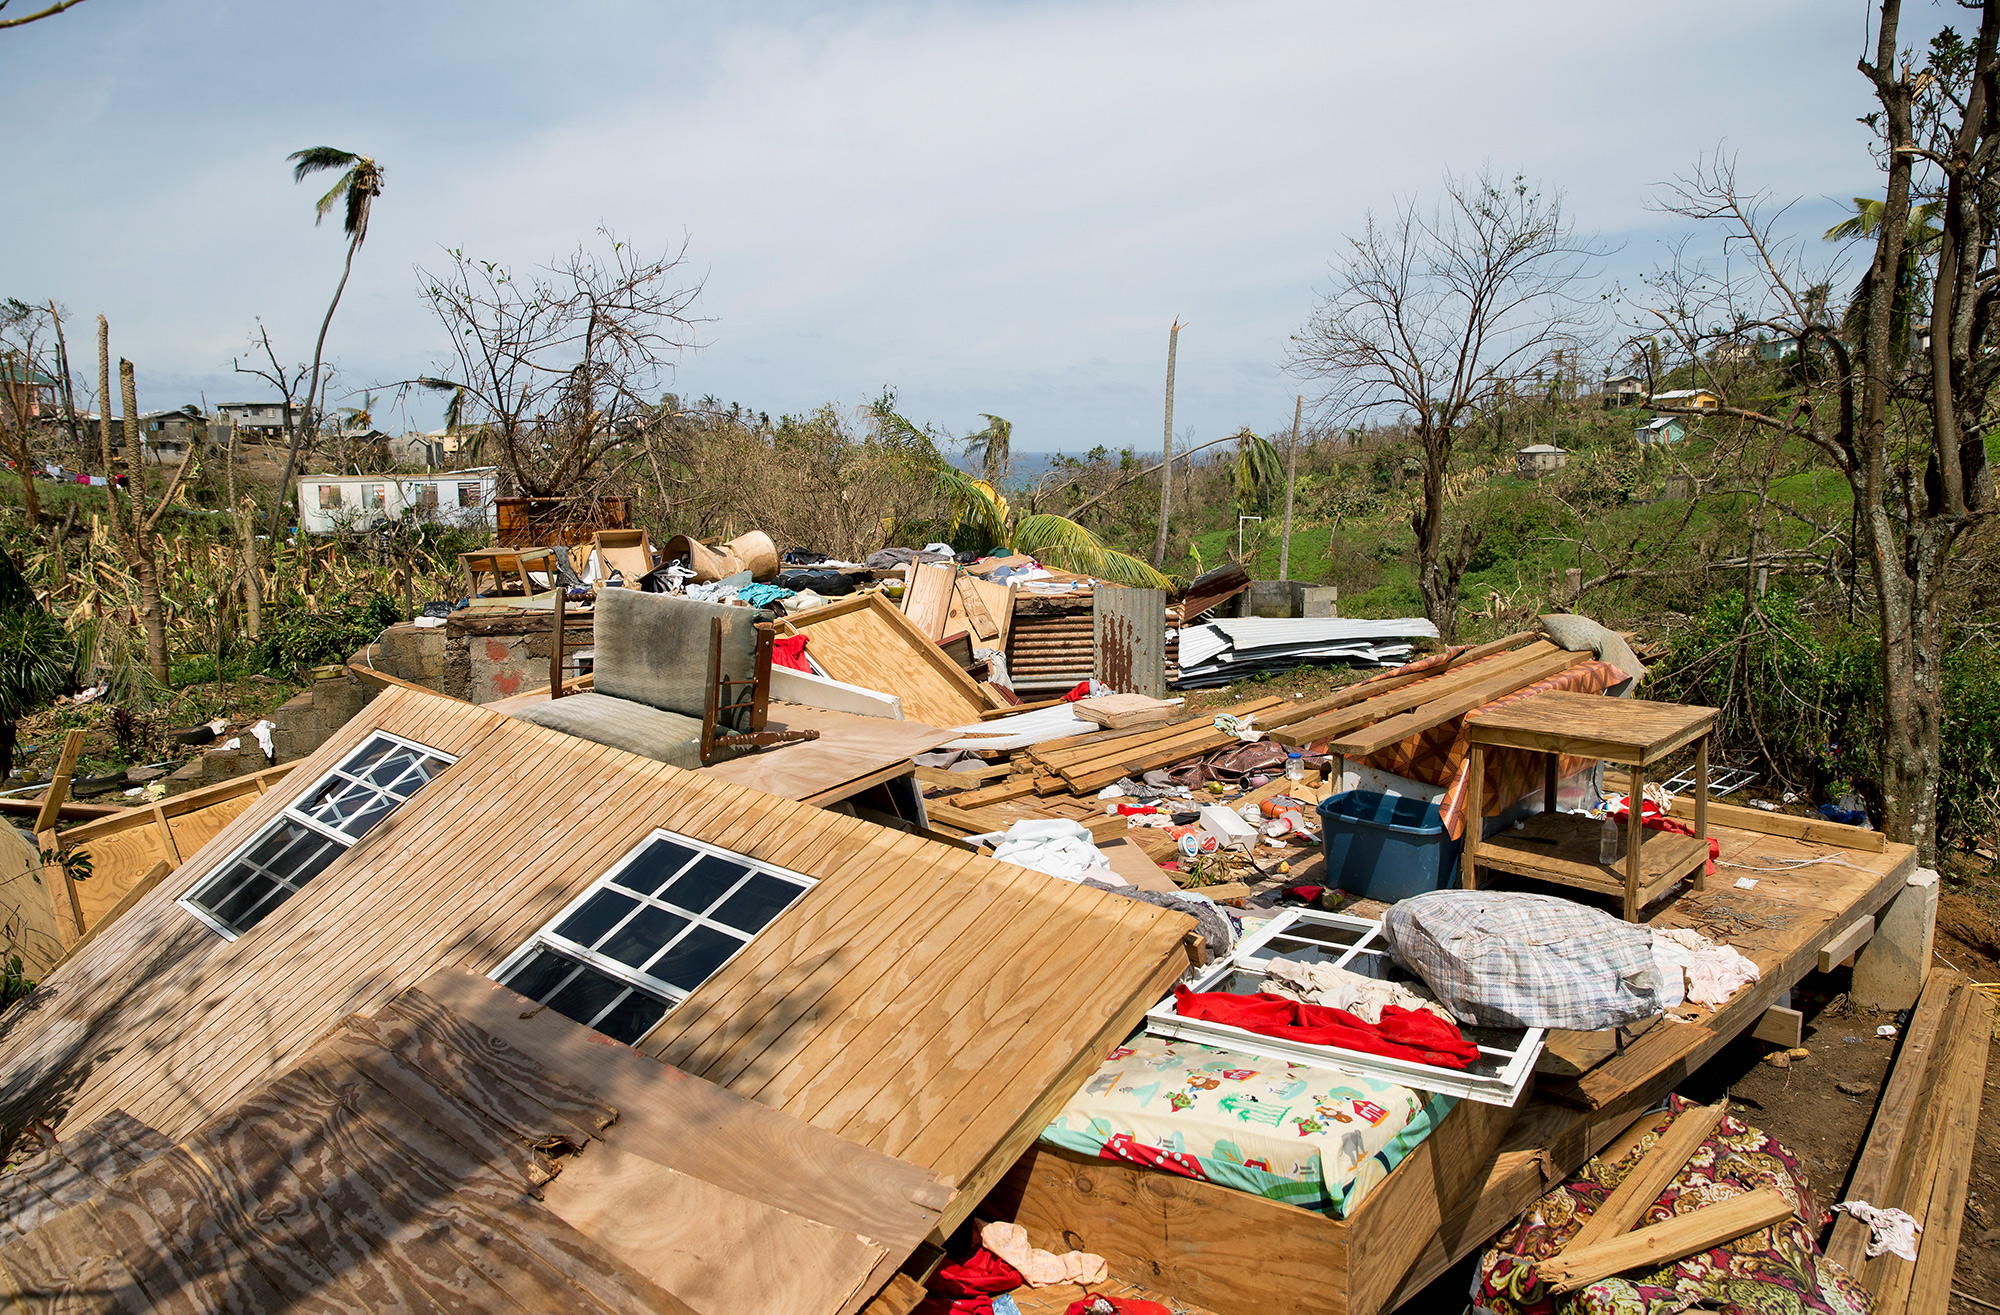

[255,593,403,675]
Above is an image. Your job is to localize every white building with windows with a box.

[295,467,501,535]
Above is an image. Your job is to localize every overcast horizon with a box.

[3,0,1906,453]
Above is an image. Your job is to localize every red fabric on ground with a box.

[912,1249,1025,1315]
[1063,1298,1171,1315]
[1612,798,1720,875]
[1172,985,1480,1070]
[1062,679,1093,701]
[771,633,812,672]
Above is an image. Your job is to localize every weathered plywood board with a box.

[783,593,989,730]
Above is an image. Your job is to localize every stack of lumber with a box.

[1268,632,1593,752]
[1073,693,1181,732]
[1821,974,1995,1313]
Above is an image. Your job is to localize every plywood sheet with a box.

[696,702,954,801]
[783,594,989,730]
[544,1144,886,1315]
[901,563,957,642]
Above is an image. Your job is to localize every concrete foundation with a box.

[1850,866,1939,1012]
[1245,580,1305,618]
[1302,586,1339,618]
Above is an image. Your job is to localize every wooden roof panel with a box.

[0,686,1196,1242]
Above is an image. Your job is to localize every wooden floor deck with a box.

[1374,818,1916,1308]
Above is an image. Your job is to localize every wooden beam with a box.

[1903,989,1995,1315]
[0,797,120,822]
[33,728,86,834]
[1817,915,1875,973]
[1604,771,1885,852]
[1323,649,1593,758]
[1538,1187,1795,1294]
[1562,1100,1728,1253]
[913,762,1014,788]
[1749,1006,1803,1047]
[1269,642,1561,748]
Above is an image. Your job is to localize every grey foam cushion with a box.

[593,588,769,727]
[512,692,705,770]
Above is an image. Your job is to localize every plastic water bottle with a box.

[1600,812,1622,864]
[1285,752,1305,783]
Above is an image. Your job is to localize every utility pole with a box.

[1150,320,1181,570]
[1278,393,1301,581]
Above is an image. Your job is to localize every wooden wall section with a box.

[782,593,992,730]
[0,686,1195,1240]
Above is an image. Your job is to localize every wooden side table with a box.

[1462,691,1719,921]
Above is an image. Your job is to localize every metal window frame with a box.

[179,731,456,941]
[1141,908,1544,1107]
[491,828,816,1039]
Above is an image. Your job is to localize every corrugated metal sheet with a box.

[1093,586,1166,698]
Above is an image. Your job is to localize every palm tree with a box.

[271,147,383,537]
[1824,198,1942,366]
[931,463,1170,588]
[962,413,1012,486]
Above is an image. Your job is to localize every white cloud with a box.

[2,0,1890,450]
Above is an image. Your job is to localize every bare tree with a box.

[1290,170,1608,640]
[1642,0,1996,859]
[415,231,705,497]
[97,319,196,684]
[0,0,86,30]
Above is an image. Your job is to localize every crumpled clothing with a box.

[737,581,795,608]
[1063,1297,1170,1315]
[1081,879,1233,960]
[771,634,812,673]
[1651,927,1760,1008]
[1171,985,1480,1070]
[979,1222,1107,1288]
[1259,957,1455,1025]
[1833,1200,1920,1261]
[785,589,832,613]
[1609,795,1720,876]
[866,546,957,569]
[912,1247,1025,1315]
[965,819,1121,885]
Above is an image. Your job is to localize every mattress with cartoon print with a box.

[1038,1032,1455,1218]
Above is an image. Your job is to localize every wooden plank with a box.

[1536,1186,1795,1294]
[1748,1006,1803,1047]
[1605,771,1886,852]
[901,563,957,642]
[990,1143,1348,1315]
[33,730,87,835]
[1325,649,1597,758]
[1824,972,1956,1275]
[1465,692,1719,765]
[1901,987,1994,1315]
[1818,914,1875,971]
[913,762,1014,787]
[544,1143,886,1315]
[1268,642,1563,748]
[0,1194,176,1315]
[947,775,1040,807]
[1472,811,1705,904]
[784,593,988,730]
[379,987,619,1134]
[1561,1100,1728,1252]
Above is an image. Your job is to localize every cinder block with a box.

[1851,866,1939,1012]
[1246,580,1305,618]
[1302,586,1340,619]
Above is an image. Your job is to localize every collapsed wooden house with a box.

[0,686,1201,1313]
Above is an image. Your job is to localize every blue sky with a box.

[1,0,1901,453]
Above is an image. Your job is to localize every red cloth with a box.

[1062,679,1093,702]
[1063,1298,1171,1315]
[912,1249,1024,1315]
[771,633,812,673]
[1612,798,1720,875]
[1172,985,1480,1070]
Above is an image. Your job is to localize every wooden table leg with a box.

[1693,734,1709,891]
[1543,750,1560,816]
[1625,763,1645,921]
[1462,746,1483,890]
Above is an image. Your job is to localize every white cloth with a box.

[1834,1201,1920,1261]
[963,818,1122,885]
[1649,927,1761,1008]
[1259,957,1457,1024]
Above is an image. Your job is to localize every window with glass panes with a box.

[180,733,454,938]
[492,832,814,1044]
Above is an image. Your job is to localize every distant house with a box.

[215,400,304,437]
[0,362,59,419]
[1649,388,1720,412]
[1601,374,1644,408]
[1636,416,1687,446]
[1515,444,1567,479]
[297,467,500,535]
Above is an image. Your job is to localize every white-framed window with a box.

[361,484,386,510]
[180,732,455,939]
[491,830,815,1045]
[317,484,343,509]
[457,481,482,508]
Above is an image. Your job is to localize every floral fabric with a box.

[1473,1095,1873,1315]
[1040,1033,1453,1218]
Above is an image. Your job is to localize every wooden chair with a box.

[700,618,820,764]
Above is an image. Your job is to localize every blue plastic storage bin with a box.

[1316,790,1462,902]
